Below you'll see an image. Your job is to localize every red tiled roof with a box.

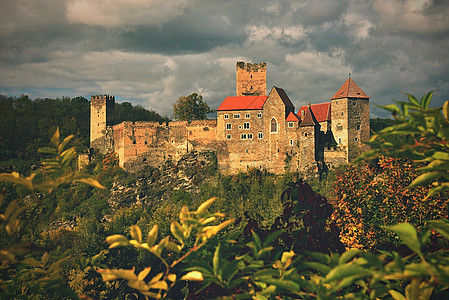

[217,95,268,111]
[331,78,369,100]
[286,112,301,122]
[298,102,331,122]
[299,105,319,127]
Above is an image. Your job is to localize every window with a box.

[241,133,247,140]
[224,114,229,119]
[356,123,361,130]
[226,134,231,140]
[238,125,242,129]
[341,112,344,116]
[271,118,277,133]
[355,137,359,142]
[301,110,305,117]
[288,122,294,128]
[257,112,262,118]
[304,132,308,137]
[336,123,343,131]
[233,114,240,119]
[248,133,253,139]
[226,123,232,130]
[258,132,263,139]
[243,122,250,129]
[339,138,342,144]
[290,139,294,145]
[245,113,250,119]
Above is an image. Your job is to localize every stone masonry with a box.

[90,61,370,174]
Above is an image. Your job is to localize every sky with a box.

[1,0,448,118]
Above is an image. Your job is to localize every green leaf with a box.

[170,221,185,246]
[389,290,406,300]
[303,262,331,275]
[338,250,362,264]
[384,223,422,254]
[222,260,240,282]
[420,91,433,109]
[409,172,440,188]
[325,264,371,282]
[406,93,420,108]
[213,244,221,277]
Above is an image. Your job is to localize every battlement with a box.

[236,61,267,96]
[91,94,115,101]
[236,61,266,71]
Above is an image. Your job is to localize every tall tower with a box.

[236,62,267,96]
[90,94,115,146]
[330,78,370,161]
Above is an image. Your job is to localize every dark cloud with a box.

[0,0,448,118]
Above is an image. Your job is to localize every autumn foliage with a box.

[330,156,449,250]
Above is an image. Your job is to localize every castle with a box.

[89,62,370,174]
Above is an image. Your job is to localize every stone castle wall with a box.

[99,120,217,171]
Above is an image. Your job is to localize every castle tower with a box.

[330,78,370,161]
[90,94,115,147]
[236,61,266,96]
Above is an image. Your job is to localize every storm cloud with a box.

[1,0,448,118]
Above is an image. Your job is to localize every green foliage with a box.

[184,220,449,299]
[0,95,168,173]
[173,93,214,121]
[98,197,233,299]
[115,101,169,124]
[0,128,104,299]
[358,92,449,198]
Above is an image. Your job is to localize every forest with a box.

[0,93,448,299]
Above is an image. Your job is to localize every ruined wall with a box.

[324,147,347,169]
[111,120,217,172]
[236,62,267,96]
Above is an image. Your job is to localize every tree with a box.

[173,93,214,122]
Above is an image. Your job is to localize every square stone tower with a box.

[236,61,267,96]
[90,95,115,146]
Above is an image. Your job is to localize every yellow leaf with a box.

[196,197,216,214]
[181,271,204,281]
[138,267,152,281]
[130,225,142,243]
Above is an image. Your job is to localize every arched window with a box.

[356,122,361,130]
[270,118,277,133]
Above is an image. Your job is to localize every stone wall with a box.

[90,95,115,149]
[236,62,267,96]
[111,120,217,172]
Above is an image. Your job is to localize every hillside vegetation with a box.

[0,92,448,299]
